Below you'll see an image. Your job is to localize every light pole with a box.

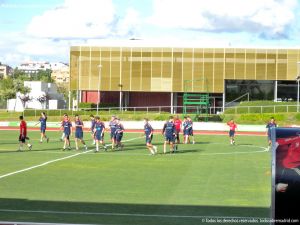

[118,84,123,111]
[97,65,102,115]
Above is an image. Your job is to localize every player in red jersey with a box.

[18,116,32,151]
[174,115,182,144]
[275,131,300,221]
[227,119,237,145]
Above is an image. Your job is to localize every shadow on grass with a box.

[0,198,269,225]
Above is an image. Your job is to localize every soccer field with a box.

[0,130,271,225]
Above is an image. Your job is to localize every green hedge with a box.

[78,102,118,109]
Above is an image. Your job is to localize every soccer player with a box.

[61,114,72,150]
[182,116,190,144]
[162,116,176,154]
[93,116,107,152]
[266,117,277,148]
[174,115,182,144]
[35,112,49,143]
[144,118,157,155]
[59,113,68,141]
[74,115,88,151]
[90,115,96,145]
[108,115,117,149]
[18,116,32,151]
[187,116,195,144]
[114,118,125,150]
[227,119,237,145]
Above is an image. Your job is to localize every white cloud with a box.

[26,0,140,39]
[148,0,297,39]
[26,0,115,39]
[115,7,140,37]
[0,0,143,66]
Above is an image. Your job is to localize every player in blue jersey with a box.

[182,116,190,144]
[74,115,88,151]
[59,113,68,141]
[93,116,107,152]
[266,117,277,148]
[90,115,96,145]
[114,118,125,150]
[35,112,49,143]
[108,115,117,149]
[162,116,176,154]
[60,114,72,150]
[144,118,157,155]
[186,116,195,144]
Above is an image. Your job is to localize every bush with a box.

[78,102,118,110]
[78,102,96,109]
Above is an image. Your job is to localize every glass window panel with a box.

[225,80,274,101]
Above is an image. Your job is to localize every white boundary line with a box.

[2,143,268,156]
[0,209,269,220]
[0,136,143,180]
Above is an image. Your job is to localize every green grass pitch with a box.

[0,130,271,225]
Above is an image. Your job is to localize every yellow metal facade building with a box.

[70,46,300,93]
[70,45,300,109]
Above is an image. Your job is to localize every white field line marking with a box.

[23,143,268,156]
[0,209,269,220]
[0,136,143,180]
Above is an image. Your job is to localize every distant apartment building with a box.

[18,61,69,83]
[50,62,70,83]
[18,61,51,74]
[0,62,13,78]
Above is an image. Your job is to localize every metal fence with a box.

[224,105,299,114]
[3,104,299,119]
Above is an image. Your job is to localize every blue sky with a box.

[1,0,300,66]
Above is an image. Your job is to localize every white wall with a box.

[7,81,65,111]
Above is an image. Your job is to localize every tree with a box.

[36,69,54,83]
[12,68,30,80]
[18,94,32,108]
[0,78,16,100]
[56,83,75,109]
[36,93,50,109]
